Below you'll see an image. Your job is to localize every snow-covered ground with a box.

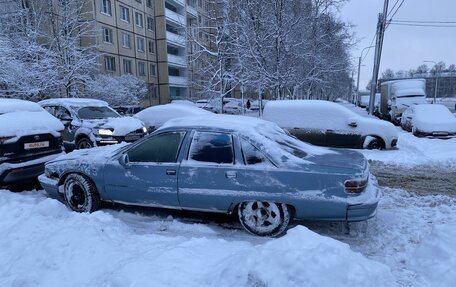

[1,102,455,286]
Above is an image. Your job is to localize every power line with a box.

[386,0,406,28]
[386,0,400,18]
[388,22,456,28]
[392,20,456,24]
[361,34,376,63]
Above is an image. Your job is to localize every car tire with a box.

[63,173,100,213]
[364,136,384,150]
[76,137,94,149]
[238,201,291,237]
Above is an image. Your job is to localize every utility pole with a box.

[368,0,389,115]
[356,46,374,106]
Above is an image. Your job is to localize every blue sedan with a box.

[39,115,380,236]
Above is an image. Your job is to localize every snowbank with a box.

[0,190,394,287]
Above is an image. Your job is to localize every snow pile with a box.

[0,190,394,287]
[410,223,456,287]
[135,104,211,129]
[208,226,394,287]
[412,104,456,133]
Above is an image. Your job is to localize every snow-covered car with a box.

[39,98,147,151]
[39,115,380,237]
[195,99,219,113]
[113,105,143,116]
[134,103,211,131]
[263,100,398,150]
[223,100,243,114]
[250,99,268,111]
[0,99,64,189]
[401,104,456,138]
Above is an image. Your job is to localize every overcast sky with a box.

[340,0,456,90]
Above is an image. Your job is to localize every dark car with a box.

[39,115,380,237]
[0,99,64,189]
[263,100,398,150]
[39,98,147,151]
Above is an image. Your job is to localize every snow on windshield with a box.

[0,98,43,114]
[77,106,120,119]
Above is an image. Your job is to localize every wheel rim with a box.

[64,180,86,210]
[78,139,92,149]
[241,201,281,234]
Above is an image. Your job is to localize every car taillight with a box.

[344,177,368,194]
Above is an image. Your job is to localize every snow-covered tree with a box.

[85,74,148,107]
[381,69,395,79]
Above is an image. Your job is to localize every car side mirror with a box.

[119,153,130,168]
[348,122,358,128]
[60,115,73,126]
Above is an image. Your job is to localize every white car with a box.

[39,98,147,151]
[223,100,243,114]
[401,104,456,138]
[263,100,398,149]
[135,103,211,131]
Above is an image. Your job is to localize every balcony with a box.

[172,0,185,7]
[166,31,186,47]
[165,8,185,26]
[168,54,187,68]
[169,75,188,87]
[186,5,197,18]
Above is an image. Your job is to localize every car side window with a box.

[43,106,55,115]
[127,132,185,163]
[188,131,233,164]
[240,139,273,166]
[54,106,72,120]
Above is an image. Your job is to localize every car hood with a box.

[80,117,144,136]
[305,148,368,175]
[0,111,64,140]
[48,143,127,165]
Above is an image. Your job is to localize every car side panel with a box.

[289,128,326,146]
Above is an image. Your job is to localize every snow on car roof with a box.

[263,100,360,128]
[161,114,336,166]
[39,98,109,108]
[414,104,456,123]
[135,104,211,127]
[0,98,43,114]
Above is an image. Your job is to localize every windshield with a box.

[77,106,120,119]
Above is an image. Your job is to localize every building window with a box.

[135,0,142,3]
[136,37,145,52]
[138,61,146,76]
[147,17,155,31]
[123,59,132,74]
[121,33,131,48]
[149,63,156,76]
[135,12,143,27]
[104,56,116,71]
[103,27,113,43]
[101,0,112,15]
[148,41,155,54]
[119,5,130,22]
[147,0,153,8]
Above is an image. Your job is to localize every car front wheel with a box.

[76,137,94,149]
[363,136,384,150]
[238,201,291,237]
[63,174,100,213]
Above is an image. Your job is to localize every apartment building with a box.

[92,0,209,105]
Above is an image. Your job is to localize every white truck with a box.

[378,79,427,125]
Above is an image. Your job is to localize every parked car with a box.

[250,99,268,111]
[263,100,398,150]
[39,98,147,151]
[0,98,64,189]
[134,103,211,131]
[223,100,243,114]
[401,104,456,138]
[196,99,219,113]
[113,105,143,116]
[39,115,380,237]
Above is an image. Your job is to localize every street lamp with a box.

[424,60,438,103]
[356,46,374,106]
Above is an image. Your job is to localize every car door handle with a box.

[225,171,237,179]
[166,169,176,176]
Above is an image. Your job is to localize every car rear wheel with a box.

[76,137,93,149]
[238,201,291,237]
[63,174,100,213]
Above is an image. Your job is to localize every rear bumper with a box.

[0,152,64,185]
[346,201,378,221]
